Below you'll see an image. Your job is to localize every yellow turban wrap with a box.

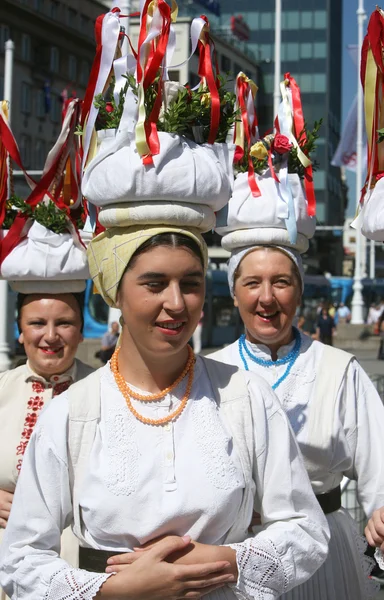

[87,225,208,307]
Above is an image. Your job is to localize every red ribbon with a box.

[361,9,384,195]
[285,72,316,217]
[0,214,29,265]
[197,16,221,145]
[81,13,105,133]
[136,0,173,163]
[234,76,260,197]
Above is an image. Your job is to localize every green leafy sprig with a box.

[93,74,238,145]
[288,120,322,178]
[2,196,84,234]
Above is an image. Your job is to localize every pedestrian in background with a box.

[97,321,120,364]
[316,307,336,345]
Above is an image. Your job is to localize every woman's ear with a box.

[18,331,24,345]
[233,293,239,308]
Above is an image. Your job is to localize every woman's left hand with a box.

[365,507,384,551]
[106,537,237,578]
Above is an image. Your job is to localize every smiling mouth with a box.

[256,311,279,321]
[39,347,63,355]
[155,321,186,335]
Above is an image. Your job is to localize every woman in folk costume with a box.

[350,7,384,576]
[0,4,329,599]
[0,98,94,595]
[211,72,384,600]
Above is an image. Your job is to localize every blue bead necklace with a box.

[238,328,302,390]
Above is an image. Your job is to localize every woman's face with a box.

[234,248,302,351]
[116,245,205,358]
[18,294,83,378]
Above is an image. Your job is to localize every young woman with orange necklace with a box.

[0,226,329,600]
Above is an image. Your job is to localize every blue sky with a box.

[342,0,377,215]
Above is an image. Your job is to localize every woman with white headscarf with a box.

[211,147,384,599]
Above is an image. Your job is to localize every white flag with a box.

[331,95,366,172]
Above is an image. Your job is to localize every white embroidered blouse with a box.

[212,333,384,516]
[0,357,329,600]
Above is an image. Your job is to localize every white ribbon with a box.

[82,10,121,170]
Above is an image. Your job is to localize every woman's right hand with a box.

[97,535,235,599]
[0,489,13,528]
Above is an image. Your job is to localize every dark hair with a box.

[117,232,205,293]
[17,292,85,334]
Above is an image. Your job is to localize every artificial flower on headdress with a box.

[215,73,320,253]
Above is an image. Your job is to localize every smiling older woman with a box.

[0,292,93,600]
[211,244,384,600]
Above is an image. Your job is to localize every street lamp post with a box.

[273,0,282,119]
[351,0,366,324]
[0,40,14,372]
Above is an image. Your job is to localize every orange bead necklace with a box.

[110,346,195,426]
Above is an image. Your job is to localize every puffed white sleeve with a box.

[0,392,111,600]
[341,360,384,517]
[228,375,329,600]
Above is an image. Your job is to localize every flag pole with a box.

[351,0,366,324]
[273,0,282,119]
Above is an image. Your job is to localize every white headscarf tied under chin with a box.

[227,245,304,298]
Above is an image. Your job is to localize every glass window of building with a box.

[313,11,327,29]
[221,54,231,73]
[0,25,10,52]
[314,42,326,59]
[0,76,3,99]
[67,8,77,28]
[21,82,32,114]
[313,170,325,189]
[36,89,46,118]
[20,135,31,168]
[68,55,77,81]
[301,11,312,28]
[51,95,61,123]
[262,74,274,94]
[300,43,312,59]
[260,12,273,29]
[35,139,45,168]
[34,0,44,11]
[313,73,326,92]
[285,11,300,30]
[21,34,31,62]
[286,42,299,61]
[297,74,311,93]
[50,46,59,73]
[80,60,90,86]
[80,15,90,36]
[316,203,326,222]
[50,0,59,19]
[247,12,259,28]
[260,44,272,60]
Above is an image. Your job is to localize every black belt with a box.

[316,485,341,514]
[80,485,342,572]
[79,547,125,573]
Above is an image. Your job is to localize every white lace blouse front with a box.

[0,357,329,600]
[212,333,384,515]
[81,359,244,549]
